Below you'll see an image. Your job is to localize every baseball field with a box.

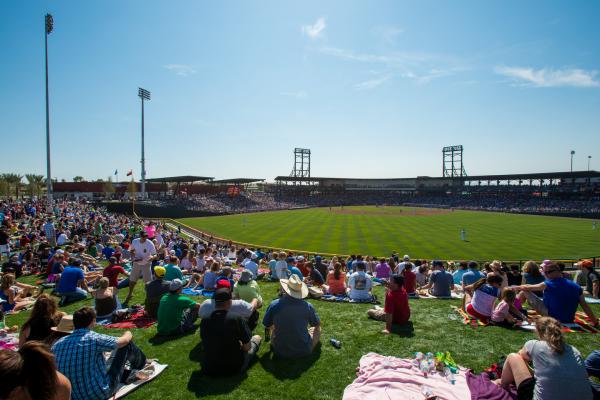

[178,206,600,261]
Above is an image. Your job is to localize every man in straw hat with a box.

[52,306,147,400]
[262,274,321,358]
[200,288,262,376]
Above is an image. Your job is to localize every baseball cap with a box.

[169,279,183,292]
[297,256,305,262]
[467,261,478,269]
[432,260,444,267]
[216,278,231,289]
[214,288,232,302]
[315,256,322,262]
[579,259,593,268]
[286,256,296,263]
[403,255,410,261]
[240,269,253,283]
[154,266,166,278]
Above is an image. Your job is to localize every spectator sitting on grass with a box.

[52,307,147,400]
[262,274,321,358]
[305,261,325,287]
[157,279,200,336]
[325,262,346,295]
[200,280,260,330]
[91,278,117,319]
[54,260,89,306]
[19,294,66,347]
[463,275,503,324]
[144,266,171,319]
[347,262,373,301]
[375,258,392,280]
[581,260,599,299]
[0,273,36,313]
[367,274,410,334]
[517,262,599,327]
[163,255,185,283]
[287,257,304,280]
[452,261,468,285]
[421,260,454,297]
[0,341,71,400]
[233,270,263,307]
[495,316,593,400]
[401,263,417,296]
[461,261,485,288]
[198,260,219,291]
[200,288,262,376]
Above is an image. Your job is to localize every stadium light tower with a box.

[44,14,54,204]
[138,87,150,199]
[570,150,575,173]
[588,155,592,172]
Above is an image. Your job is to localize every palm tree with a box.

[25,174,46,197]
[2,173,23,198]
[0,175,9,197]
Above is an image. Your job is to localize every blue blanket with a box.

[182,288,213,298]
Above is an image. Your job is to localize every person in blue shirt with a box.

[518,262,599,326]
[286,257,304,280]
[55,260,89,305]
[263,275,321,358]
[452,261,468,285]
[461,261,486,287]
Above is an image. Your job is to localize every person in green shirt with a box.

[157,279,199,335]
[233,270,263,307]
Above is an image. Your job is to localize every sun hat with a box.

[169,279,183,292]
[240,270,253,283]
[169,249,176,255]
[214,287,232,303]
[280,274,309,299]
[154,266,166,278]
[51,315,74,334]
[403,255,410,261]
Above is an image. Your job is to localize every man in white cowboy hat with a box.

[262,274,321,358]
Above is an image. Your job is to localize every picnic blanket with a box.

[417,291,464,300]
[343,352,471,400]
[182,288,214,298]
[319,294,380,305]
[111,360,168,399]
[465,371,517,400]
[451,307,599,333]
[102,309,156,329]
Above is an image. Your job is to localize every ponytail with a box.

[472,278,487,292]
[19,341,58,400]
[536,317,565,354]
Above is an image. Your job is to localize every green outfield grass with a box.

[178,206,600,261]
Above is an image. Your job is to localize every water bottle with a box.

[330,338,341,349]
[444,367,456,385]
[419,360,430,377]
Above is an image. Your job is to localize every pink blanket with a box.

[343,353,471,400]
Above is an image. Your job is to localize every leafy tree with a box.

[103,176,115,198]
[1,173,23,198]
[73,176,85,182]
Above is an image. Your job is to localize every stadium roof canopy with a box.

[458,170,600,181]
[145,176,213,183]
[211,178,265,184]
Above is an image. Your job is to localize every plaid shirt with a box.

[52,328,118,400]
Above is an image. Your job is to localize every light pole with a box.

[138,88,150,200]
[588,155,592,172]
[570,150,575,173]
[45,14,53,204]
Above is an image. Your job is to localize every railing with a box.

[162,218,599,268]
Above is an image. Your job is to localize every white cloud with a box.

[280,90,308,99]
[372,26,404,45]
[320,46,463,85]
[163,64,197,77]
[302,17,326,39]
[354,75,391,90]
[495,66,600,88]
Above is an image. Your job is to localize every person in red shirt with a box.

[102,257,129,289]
[367,275,411,334]
[401,264,417,295]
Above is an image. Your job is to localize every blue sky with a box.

[1,1,599,181]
